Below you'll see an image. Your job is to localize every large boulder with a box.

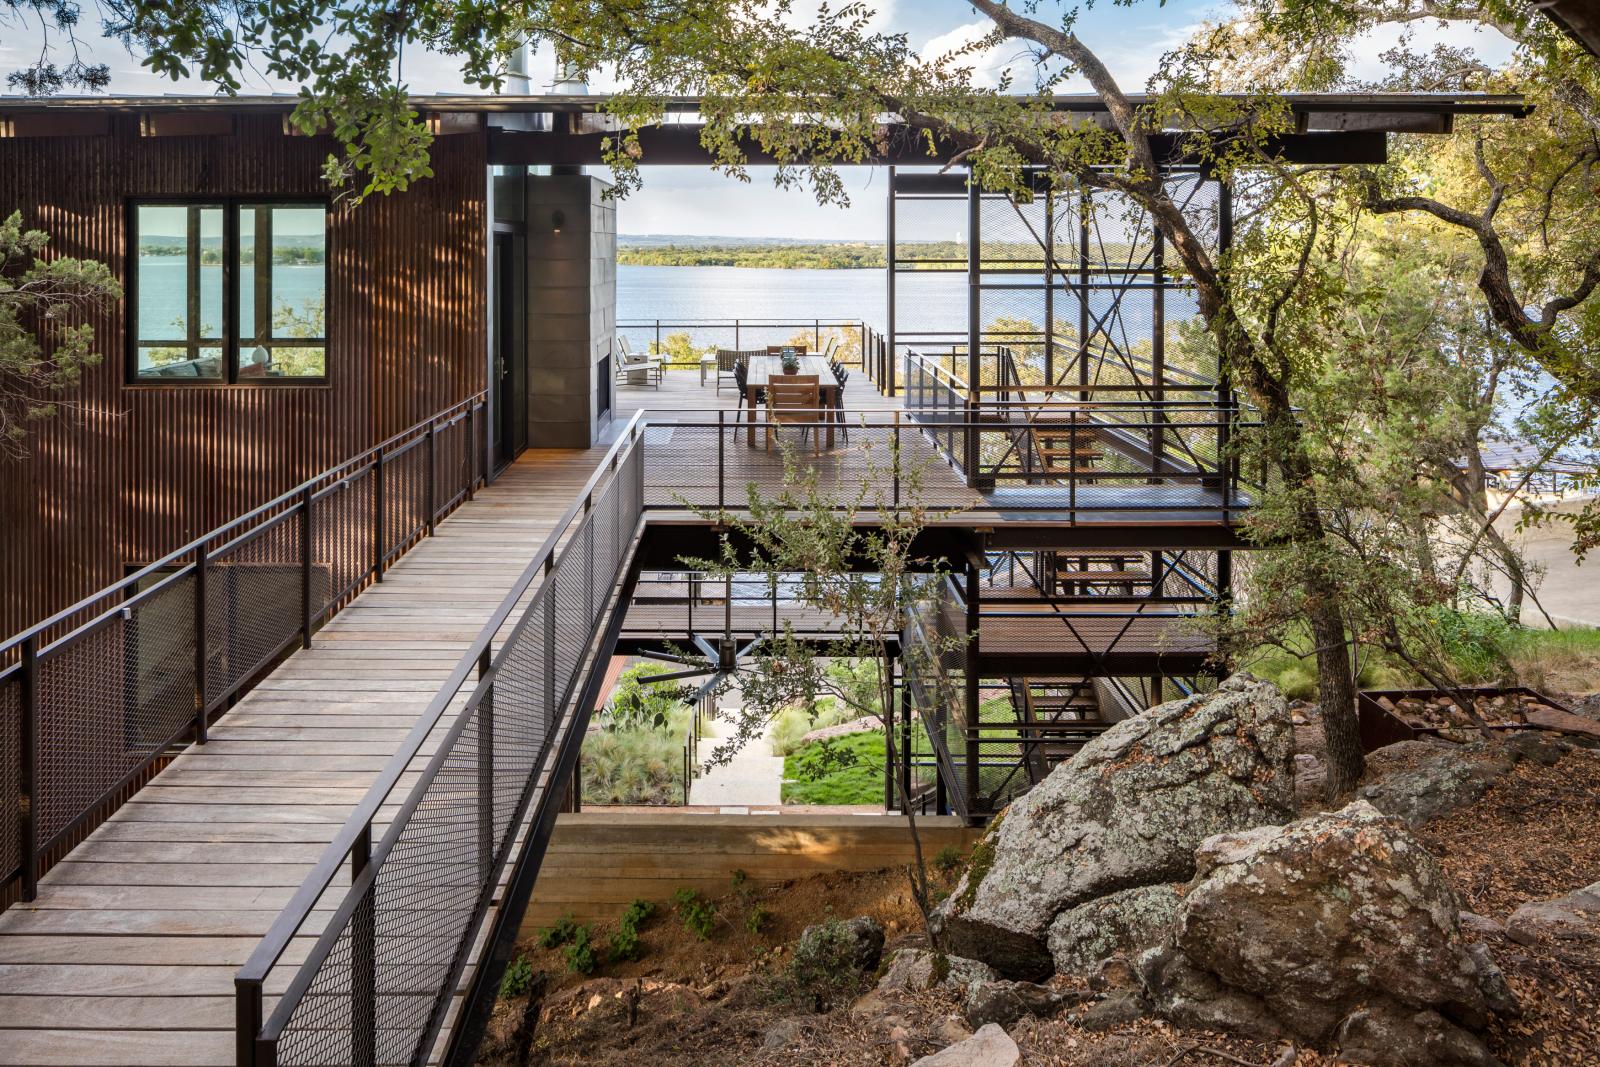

[1158,800,1514,1067]
[936,675,1295,977]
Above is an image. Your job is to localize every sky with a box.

[0,0,1515,240]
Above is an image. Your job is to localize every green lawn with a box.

[781,730,886,805]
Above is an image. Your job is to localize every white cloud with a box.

[1340,17,1515,84]
[919,18,1062,90]
[774,0,900,34]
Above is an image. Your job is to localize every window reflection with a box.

[237,204,327,378]
[133,203,225,379]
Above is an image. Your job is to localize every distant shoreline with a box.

[618,243,887,269]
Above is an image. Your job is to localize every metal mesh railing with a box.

[0,394,486,907]
[617,319,876,369]
[901,578,971,821]
[633,406,1253,520]
[238,417,646,1067]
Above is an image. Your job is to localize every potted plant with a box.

[780,347,801,375]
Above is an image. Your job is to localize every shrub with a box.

[604,661,690,732]
[499,954,535,998]
[768,917,883,1010]
[609,898,656,963]
[609,923,641,963]
[563,924,596,975]
[1428,607,1515,681]
[672,887,716,940]
[620,898,655,928]
[539,914,581,949]
[745,904,770,936]
[933,844,965,875]
[769,696,861,756]
[580,707,691,805]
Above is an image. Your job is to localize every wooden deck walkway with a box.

[0,448,610,1067]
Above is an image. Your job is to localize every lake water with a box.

[137,258,1185,355]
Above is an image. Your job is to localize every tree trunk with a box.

[1231,319,1366,795]
[1310,597,1364,795]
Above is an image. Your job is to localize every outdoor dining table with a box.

[743,354,841,448]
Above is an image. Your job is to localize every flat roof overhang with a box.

[1542,0,1600,56]
[0,91,1530,166]
[0,91,1531,120]
[486,126,1391,167]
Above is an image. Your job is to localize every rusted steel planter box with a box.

[1357,685,1575,751]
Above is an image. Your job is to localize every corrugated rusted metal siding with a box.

[0,114,487,640]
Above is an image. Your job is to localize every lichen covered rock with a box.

[1163,800,1514,1066]
[876,948,997,996]
[1047,883,1183,977]
[1360,739,1516,828]
[935,675,1295,977]
[794,915,885,977]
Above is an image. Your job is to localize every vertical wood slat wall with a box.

[0,114,488,641]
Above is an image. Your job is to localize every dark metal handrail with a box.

[0,393,486,905]
[617,317,876,367]
[235,411,647,1067]
[0,398,481,659]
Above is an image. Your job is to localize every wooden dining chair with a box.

[765,344,808,356]
[765,374,821,452]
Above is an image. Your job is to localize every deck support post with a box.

[18,634,38,902]
[883,653,896,812]
[886,166,897,396]
[425,426,438,536]
[300,486,314,650]
[373,448,385,583]
[351,822,377,1067]
[465,403,477,502]
[478,648,495,884]
[964,562,981,819]
[899,666,913,814]
[965,170,982,487]
[194,539,209,744]
[235,975,263,1067]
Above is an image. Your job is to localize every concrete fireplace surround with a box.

[525,174,617,448]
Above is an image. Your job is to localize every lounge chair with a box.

[615,342,664,388]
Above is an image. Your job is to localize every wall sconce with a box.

[551,209,566,234]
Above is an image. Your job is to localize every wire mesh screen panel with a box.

[262,440,644,1067]
[384,438,430,561]
[313,467,377,617]
[1,396,484,912]
[35,572,196,846]
[205,514,303,707]
[978,193,1048,271]
[900,579,971,821]
[0,671,18,884]
[641,419,968,513]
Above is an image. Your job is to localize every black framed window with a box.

[130,199,328,383]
